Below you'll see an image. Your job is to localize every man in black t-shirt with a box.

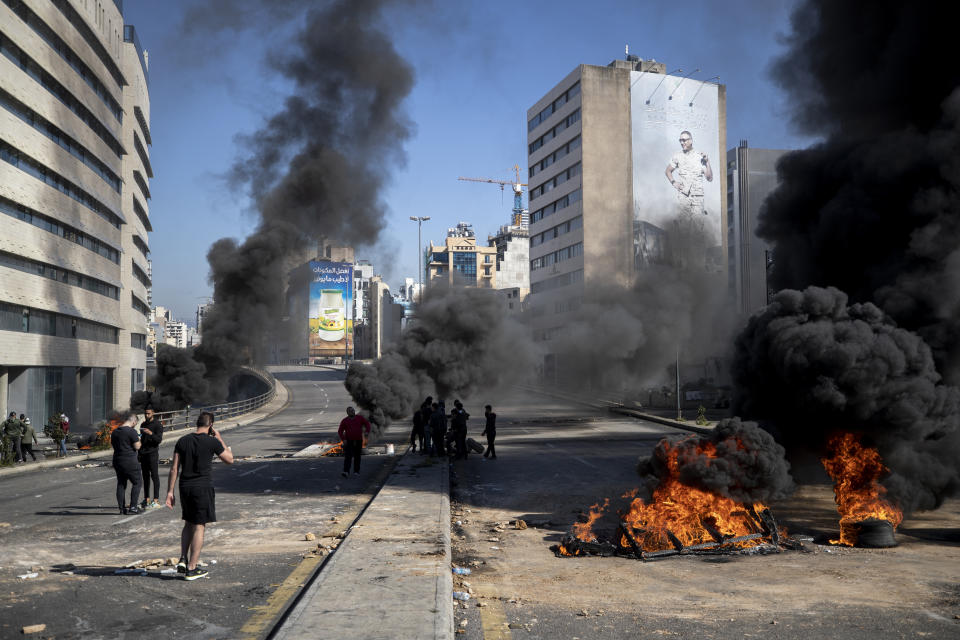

[165,411,234,581]
[110,410,143,514]
[138,406,164,508]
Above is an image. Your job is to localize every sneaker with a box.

[184,567,208,581]
[126,506,142,515]
[341,471,348,478]
[353,471,360,475]
[140,500,148,509]
[176,558,187,574]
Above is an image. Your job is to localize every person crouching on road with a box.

[338,407,371,478]
[138,406,164,509]
[165,411,234,581]
[111,410,143,515]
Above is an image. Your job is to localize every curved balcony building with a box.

[0,0,151,431]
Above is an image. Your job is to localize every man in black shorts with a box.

[165,412,234,580]
[111,410,142,514]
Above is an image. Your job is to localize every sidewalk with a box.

[274,451,453,640]
[0,380,290,479]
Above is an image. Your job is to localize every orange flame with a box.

[821,432,903,546]
[557,499,610,556]
[621,440,767,552]
[321,442,343,457]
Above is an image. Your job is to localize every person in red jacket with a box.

[338,407,371,478]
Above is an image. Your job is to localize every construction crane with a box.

[458,165,528,227]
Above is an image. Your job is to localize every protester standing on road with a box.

[3,411,23,464]
[59,413,70,457]
[410,406,425,453]
[421,396,434,455]
[138,406,164,509]
[20,418,38,462]
[338,407,371,477]
[111,410,143,515]
[482,405,497,459]
[449,401,470,460]
[428,402,446,457]
[165,411,234,581]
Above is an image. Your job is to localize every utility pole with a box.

[409,216,430,301]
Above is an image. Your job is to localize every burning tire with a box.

[845,518,897,548]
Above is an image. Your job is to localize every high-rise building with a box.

[427,222,497,287]
[489,214,530,316]
[165,321,187,349]
[196,302,211,335]
[726,141,788,316]
[0,1,152,427]
[526,58,726,352]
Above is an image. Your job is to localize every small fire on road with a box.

[821,432,902,547]
[556,436,797,560]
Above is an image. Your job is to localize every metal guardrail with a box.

[149,366,277,432]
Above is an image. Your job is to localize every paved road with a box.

[0,366,405,639]
[447,390,960,640]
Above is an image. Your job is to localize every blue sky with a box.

[123,0,809,323]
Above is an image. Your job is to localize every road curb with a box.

[0,379,290,479]
[272,449,454,640]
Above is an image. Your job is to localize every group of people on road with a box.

[2,412,40,464]
[408,398,497,460]
[111,406,233,581]
[1,411,72,463]
[110,406,166,515]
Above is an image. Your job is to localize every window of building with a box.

[131,333,147,349]
[0,140,123,228]
[529,109,581,154]
[0,196,121,263]
[0,32,124,156]
[530,188,582,224]
[529,162,581,201]
[0,89,121,192]
[131,368,145,394]
[528,82,581,132]
[529,135,581,179]
[0,250,119,299]
[1,0,123,119]
[530,268,584,294]
[452,252,476,276]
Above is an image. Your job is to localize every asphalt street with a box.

[0,365,405,640]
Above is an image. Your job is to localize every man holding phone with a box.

[165,411,234,580]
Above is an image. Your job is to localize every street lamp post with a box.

[409,216,430,301]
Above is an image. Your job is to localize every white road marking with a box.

[80,477,114,485]
[113,514,143,525]
[572,456,598,469]
[238,464,269,477]
[305,417,314,423]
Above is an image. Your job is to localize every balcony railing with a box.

[149,367,276,432]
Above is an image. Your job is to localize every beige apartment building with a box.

[427,222,497,287]
[526,59,726,362]
[0,0,152,429]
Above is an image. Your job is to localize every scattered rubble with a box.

[21,624,45,634]
[304,533,316,541]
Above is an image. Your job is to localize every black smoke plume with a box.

[149,0,415,404]
[136,344,210,411]
[345,283,535,437]
[549,212,734,391]
[637,417,794,505]
[759,0,960,385]
[733,287,960,514]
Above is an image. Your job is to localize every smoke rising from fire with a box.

[550,212,735,391]
[148,0,416,405]
[346,283,536,436]
[759,0,960,384]
[637,418,794,505]
[733,287,960,514]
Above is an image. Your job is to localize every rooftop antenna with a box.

[668,68,700,100]
[645,68,683,104]
[688,75,720,106]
